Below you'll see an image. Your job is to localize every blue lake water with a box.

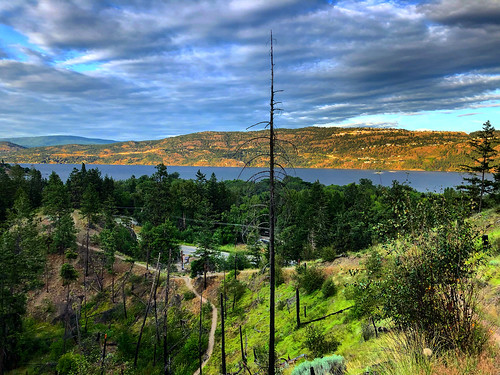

[20,163,475,192]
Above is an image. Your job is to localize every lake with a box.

[20,163,474,192]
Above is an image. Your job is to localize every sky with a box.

[0,0,499,141]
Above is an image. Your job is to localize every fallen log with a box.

[301,306,354,325]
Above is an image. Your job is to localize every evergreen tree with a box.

[51,213,77,255]
[43,172,70,221]
[459,120,497,212]
[0,210,44,373]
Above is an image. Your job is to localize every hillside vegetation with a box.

[0,161,499,374]
[0,127,490,171]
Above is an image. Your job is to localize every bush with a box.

[383,222,487,353]
[364,248,383,277]
[225,253,251,271]
[296,265,325,294]
[321,278,337,298]
[361,322,376,341]
[56,352,83,374]
[321,246,337,262]
[183,290,196,301]
[291,355,345,375]
[304,324,340,358]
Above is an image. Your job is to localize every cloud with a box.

[457,113,479,117]
[0,0,499,140]
[421,0,500,27]
[317,120,399,129]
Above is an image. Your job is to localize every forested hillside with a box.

[0,162,499,374]
[0,127,485,171]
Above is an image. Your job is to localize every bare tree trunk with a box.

[268,31,277,375]
[220,293,226,374]
[153,264,162,346]
[296,288,300,328]
[122,280,127,320]
[111,272,115,304]
[100,333,107,375]
[134,254,161,368]
[163,248,172,375]
[240,325,246,364]
[234,255,237,280]
[479,167,486,212]
[371,316,378,338]
[203,262,207,290]
[198,289,203,375]
[85,218,90,277]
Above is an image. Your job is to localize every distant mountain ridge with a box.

[0,127,492,172]
[0,135,117,148]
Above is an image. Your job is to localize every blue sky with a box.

[0,0,499,141]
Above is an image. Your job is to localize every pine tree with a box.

[0,203,44,373]
[459,120,497,212]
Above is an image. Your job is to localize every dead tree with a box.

[163,248,172,375]
[198,289,203,375]
[134,254,161,368]
[220,293,227,374]
[268,30,277,375]
[296,288,300,328]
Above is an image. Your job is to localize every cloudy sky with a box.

[0,0,499,141]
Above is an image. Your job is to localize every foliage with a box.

[0,216,45,372]
[56,352,84,375]
[224,252,251,271]
[60,263,79,285]
[321,278,337,298]
[382,221,487,353]
[295,265,326,294]
[304,324,340,358]
[51,213,77,254]
[321,245,338,262]
[459,121,497,212]
[291,354,345,375]
[42,172,70,220]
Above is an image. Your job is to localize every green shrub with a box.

[321,246,337,262]
[383,222,486,353]
[304,324,340,358]
[183,290,196,301]
[56,352,83,374]
[49,338,65,361]
[361,322,376,341]
[225,253,251,271]
[364,248,383,277]
[321,278,337,298]
[296,265,325,294]
[291,355,345,375]
[275,264,285,286]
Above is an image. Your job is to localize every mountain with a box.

[0,127,485,171]
[0,135,117,148]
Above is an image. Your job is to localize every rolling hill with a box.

[0,127,487,171]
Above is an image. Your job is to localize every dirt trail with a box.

[80,242,219,375]
[182,277,218,375]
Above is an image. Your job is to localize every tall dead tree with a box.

[163,248,172,375]
[134,254,161,368]
[220,293,227,374]
[268,30,277,375]
[198,289,203,375]
[234,30,288,375]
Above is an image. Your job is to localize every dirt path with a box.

[181,277,218,375]
[80,242,219,375]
